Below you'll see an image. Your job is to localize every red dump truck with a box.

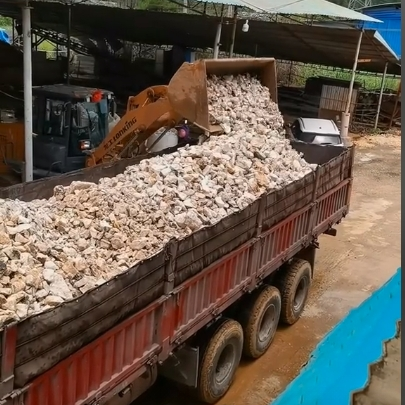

[0,139,354,405]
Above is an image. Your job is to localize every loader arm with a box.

[86,98,181,167]
[126,85,169,111]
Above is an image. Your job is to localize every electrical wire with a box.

[0,89,24,102]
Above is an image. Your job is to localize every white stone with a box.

[49,274,73,300]
[44,295,64,306]
[6,223,32,235]
[43,268,56,283]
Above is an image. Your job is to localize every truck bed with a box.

[0,142,354,404]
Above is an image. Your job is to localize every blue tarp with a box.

[272,268,401,405]
[0,28,10,44]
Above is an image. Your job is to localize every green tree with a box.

[0,16,12,27]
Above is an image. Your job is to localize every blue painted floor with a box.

[272,268,401,405]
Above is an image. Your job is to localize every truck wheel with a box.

[240,285,281,359]
[197,319,243,403]
[277,259,311,325]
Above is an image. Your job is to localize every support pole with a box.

[229,7,237,58]
[389,80,401,128]
[213,22,222,59]
[341,29,363,146]
[66,3,72,84]
[374,62,388,130]
[22,4,33,183]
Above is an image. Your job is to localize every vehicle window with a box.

[44,99,65,136]
[313,135,342,145]
[299,133,341,145]
[72,102,103,148]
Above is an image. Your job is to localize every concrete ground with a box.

[134,134,401,405]
[353,323,401,405]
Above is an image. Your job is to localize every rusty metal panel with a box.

[24,302,163,405]
[257,207,312,276]
[0,123,24,181]
[173,243,253,340]
[314,181,350,232]
[0,325,17,399]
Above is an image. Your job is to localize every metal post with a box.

[22,4,33,183]
[66,3,72,84]
[345,30,363,114]
[374,62,388,130]
[229,7,237,58]
[213,22,222,59]
[341,29,363,145]
[389,80,401,128]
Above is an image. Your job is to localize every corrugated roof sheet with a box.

[0,2,398,73]
[3,0,382,22]
[214,0,381,22]
[362,4,401,58]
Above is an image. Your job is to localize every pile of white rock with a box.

[0,74,316,325]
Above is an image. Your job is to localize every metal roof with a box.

[0,2,399,74]
[237,0,381,22]
[361,2,401,11]
[1,0,382,22]
[361,3,401,59]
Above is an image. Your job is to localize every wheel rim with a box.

[215,344,234,384]
[258,303,277,343]
[293,277,308,312]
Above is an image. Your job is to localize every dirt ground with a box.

[135,134,401,405]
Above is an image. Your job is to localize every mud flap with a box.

[159,346,199,387]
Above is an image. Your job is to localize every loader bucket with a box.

[204,58,278,103]
[167,58,278,133]
[167,60,210,132]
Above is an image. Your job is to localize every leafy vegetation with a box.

[0,16,11,27]
[293,64,400,91]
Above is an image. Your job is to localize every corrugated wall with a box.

[362,6,401,59]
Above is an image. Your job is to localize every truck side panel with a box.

[11,167,352,405]
[257,206,312,276]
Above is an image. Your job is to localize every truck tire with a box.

[197,319,243,403]
[277,259,311,325]
[240,285,281,359]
